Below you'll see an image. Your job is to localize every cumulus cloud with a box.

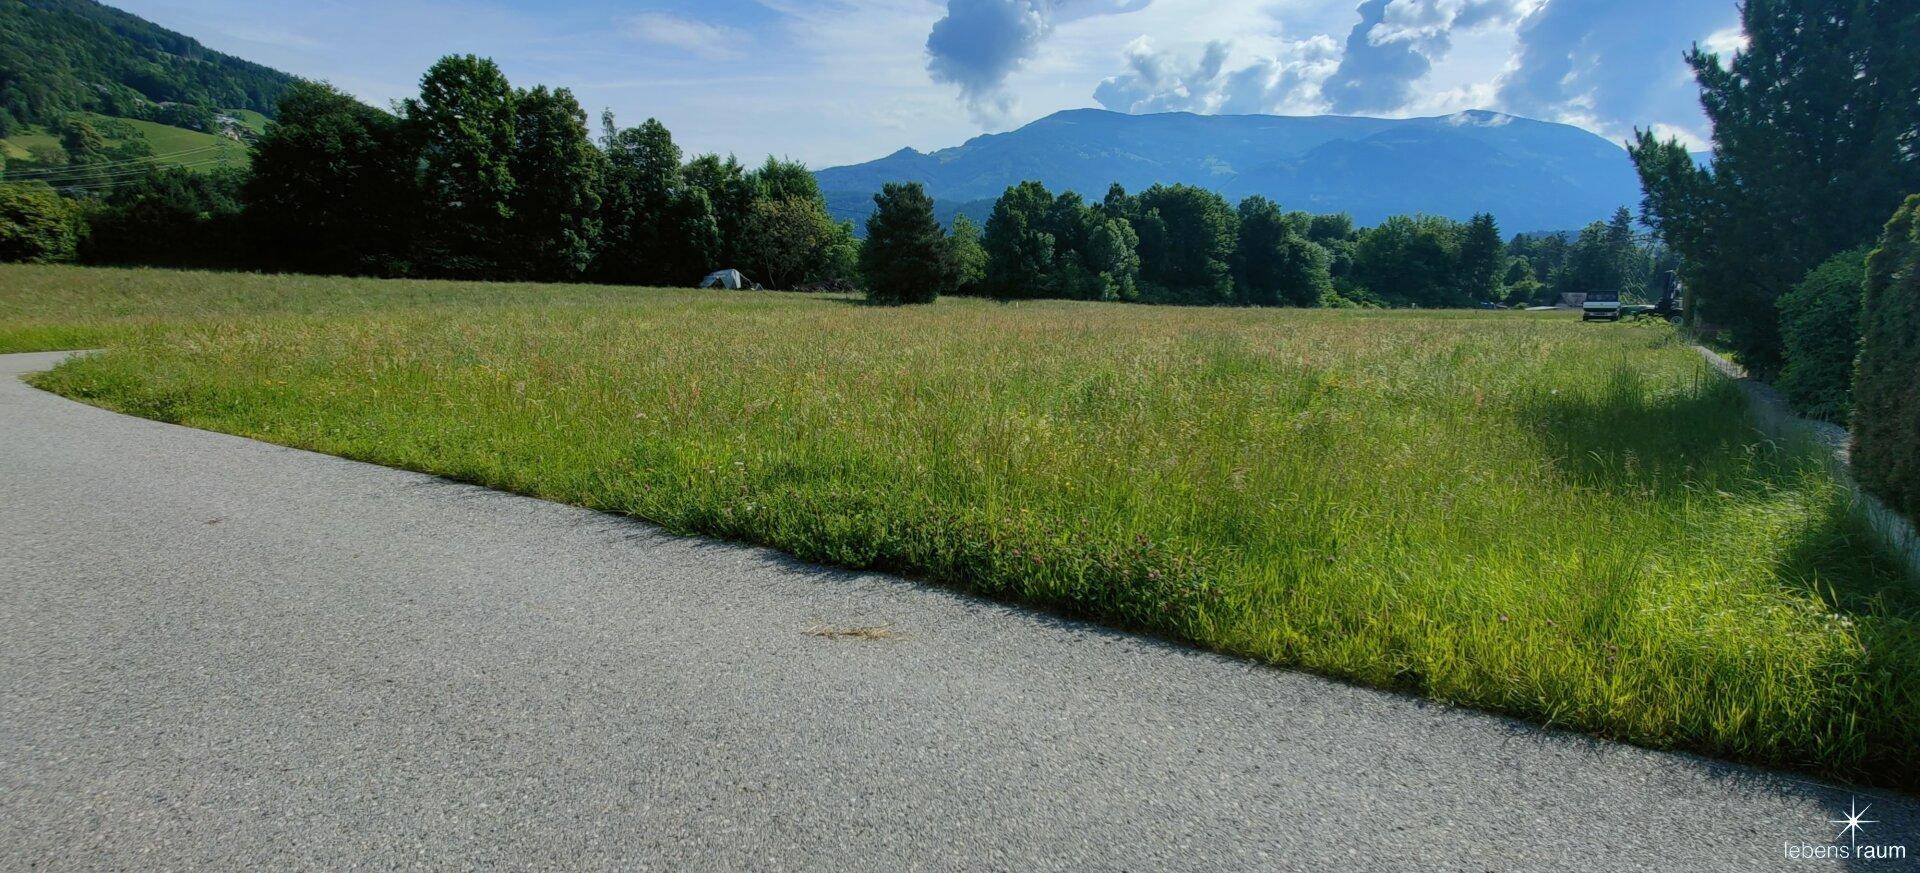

[1494,0,1733,140]
[1092,36,1338,115]
[1079,0,1730,145]
[1321,0,1527,114]
[926,0,1148,124]
[621,12,747,60]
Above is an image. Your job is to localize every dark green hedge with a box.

[1778,247,1871,422]
[1853,196,1920,519]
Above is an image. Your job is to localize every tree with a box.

[1630,0,1920,377]
[861,182,953,305]
[245,80,417,275]
[1306,213,1355,245]
[58,116,105,163]
[1776,247,1871,422]
[739,196,841,289]
[1601,206,1649,299]
[82,167,245,267]
[683,153,756,268]
[508,86,602,281]
[1083,217,1141,302]
[1234,196,1330,307]
[1852,196,1920,518]
[749,157,821,202]
[597,115,716,285]
[983,181,1056,298]
[0,182,78,262]
[810,220,862,286]
[1458,213,1503,303]
[1501,257,1541,305]
[405,55,518,277]
[1352,215,1463,307]
[1552,221,1625,301]
[947,214,986,295]
[1133,184,1237,305]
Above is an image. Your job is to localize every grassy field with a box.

[114,116,249,168]
[4,263,1916,790]
[1,116,248,172]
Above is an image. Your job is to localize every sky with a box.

[112,0,1744,168]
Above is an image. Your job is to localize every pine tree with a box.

[1630,0,1920,376]
[861,182,953,305]
[1458,213,1504,303]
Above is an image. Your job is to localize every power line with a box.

[4,154,243,185]
[4,147,239,179]
[3,144,242,180]
[25,158,244,190]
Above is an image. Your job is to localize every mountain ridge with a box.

[816,108,1644,233]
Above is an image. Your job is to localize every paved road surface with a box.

[2,350,1914,871]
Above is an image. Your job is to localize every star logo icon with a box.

[1831,797,1876,847]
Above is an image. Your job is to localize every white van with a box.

[1582,290,1622,322]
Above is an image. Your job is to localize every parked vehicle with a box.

[1582,289,1623,322]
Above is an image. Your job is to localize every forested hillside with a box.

[0,0,296,130]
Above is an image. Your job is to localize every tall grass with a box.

[11,264,1918,789]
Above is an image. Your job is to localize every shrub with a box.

[859,182,953,305]
[1853,195,1920,519]
[0,183,78,263]
[1777,247,1871,422]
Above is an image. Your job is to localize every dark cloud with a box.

[928,0,1150,124]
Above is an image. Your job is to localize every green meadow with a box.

[5,263,1915,789]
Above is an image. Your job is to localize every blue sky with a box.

[113,0,1743,167]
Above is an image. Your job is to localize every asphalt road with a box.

[2,349,1915,871]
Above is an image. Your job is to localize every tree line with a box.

[860,178,1662,310]
[241,56,858,285]
[1,55,860,287]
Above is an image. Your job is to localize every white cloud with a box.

[619,12,748,60]
[1700,25,1746,57]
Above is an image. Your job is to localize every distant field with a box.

[112,116,249,169]
[5,263,1916,790]
[0,115,248,173]
[227,108,270,134]
[0,125,61,161]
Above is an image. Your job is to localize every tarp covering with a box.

[699,269,748,289]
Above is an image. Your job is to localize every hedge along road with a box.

[0,350,1913,871]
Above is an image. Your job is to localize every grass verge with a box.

[8,264,1919,790]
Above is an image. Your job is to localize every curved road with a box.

[1,350,1913,871]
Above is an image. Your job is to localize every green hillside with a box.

[0,0,298,129]
[115,116,248,168]
[1,112,248,179]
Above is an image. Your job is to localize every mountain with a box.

[0,0,298,129]
[816,109,1645,234]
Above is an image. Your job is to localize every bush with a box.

[1777,247,1871,422]
[860,182,953,305]
[1853,195,1920,519]
[0,182,78,263]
